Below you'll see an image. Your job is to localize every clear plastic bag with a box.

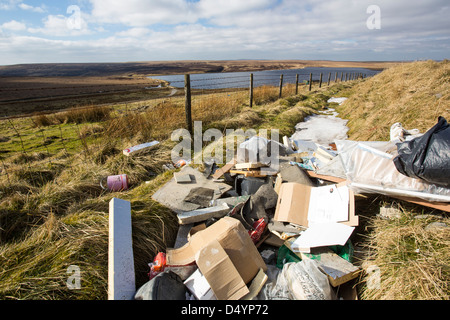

[336,140,450,202]
[265,259,335,300]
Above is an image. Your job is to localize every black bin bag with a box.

[134,271,187,300]
[393,116,450,188]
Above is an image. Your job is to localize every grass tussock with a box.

[337,60,450,141]
[33,106,112,127]
[358,209,449,300]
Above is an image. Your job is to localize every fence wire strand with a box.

[0,71,372,184]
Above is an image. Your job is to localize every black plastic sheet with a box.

[394,116,450,188]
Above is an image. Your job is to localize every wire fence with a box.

[0,70,373,187]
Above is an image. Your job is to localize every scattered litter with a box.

[134,271,188,300]
[177,202,231,225]
[175,159,190,168]
[394,116,450,188]
[148,252,167,280]
[327,97,348,105]
[267,259,335,300]
[290,223,355,253]
[123,141,159,156]
[111,113,450,301]
[260,250,276,264]
[291,114,349,146]
[174,173,193,184]
[184,268,217,300]
[337,139,450,202]
[389,122,421,142]
[152,166,232,214]
[100,174,129,192]
[184,187,215,207]
[248,217,267,243]
[274,182,358,228]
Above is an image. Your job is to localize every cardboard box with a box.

[196,239,249,300]
[274,182,358,228]
[166,217,267,286]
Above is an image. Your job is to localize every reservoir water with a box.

[149,67,381,90]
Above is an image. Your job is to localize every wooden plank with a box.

[306,171,346,183]
[234,162,265,170]
[212,157,237,179]
[230,169,277,178]
[392,196,450,213]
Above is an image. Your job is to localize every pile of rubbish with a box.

[111,115,450,301]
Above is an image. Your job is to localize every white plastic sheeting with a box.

[336,140,450,202]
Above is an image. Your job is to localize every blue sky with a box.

[0,0,449,65]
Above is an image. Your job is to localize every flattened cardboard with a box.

[196,240,249,300]
[274,183,311,227]
[274,182,358,228]
[166,217,267,285]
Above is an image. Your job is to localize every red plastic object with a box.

[248,218,267,243]
[148,252,167,280]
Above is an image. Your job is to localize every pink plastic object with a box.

[101,174,129,192]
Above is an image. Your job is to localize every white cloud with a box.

[1,20,26,31]
[89,0,277,27]
[1,0,449,65]
[19,3,45,13]
[116,27,151,38]
[28,14,90,37]
[0,0,20,10]
[90,0,196,26]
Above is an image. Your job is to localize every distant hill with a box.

[0,60,397,77]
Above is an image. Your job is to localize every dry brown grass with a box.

[337,60,450,141]
[33,106,112,127]
[358,210,449,300]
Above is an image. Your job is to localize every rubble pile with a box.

[109,115,450,301]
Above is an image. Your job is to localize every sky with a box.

[0,0,449,65]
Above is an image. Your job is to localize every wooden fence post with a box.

[327,73,331,86]
[295,74,299,94]
[279,74,283,99]
[335,72,338,83]
[309,73,313,91]
[249,73,254,108]
[319,73,323,88]
[185,74,193,134]
[340,72,344,82]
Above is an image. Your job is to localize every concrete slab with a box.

[152,166,233,214]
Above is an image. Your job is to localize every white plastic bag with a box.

[266,259,335,300]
